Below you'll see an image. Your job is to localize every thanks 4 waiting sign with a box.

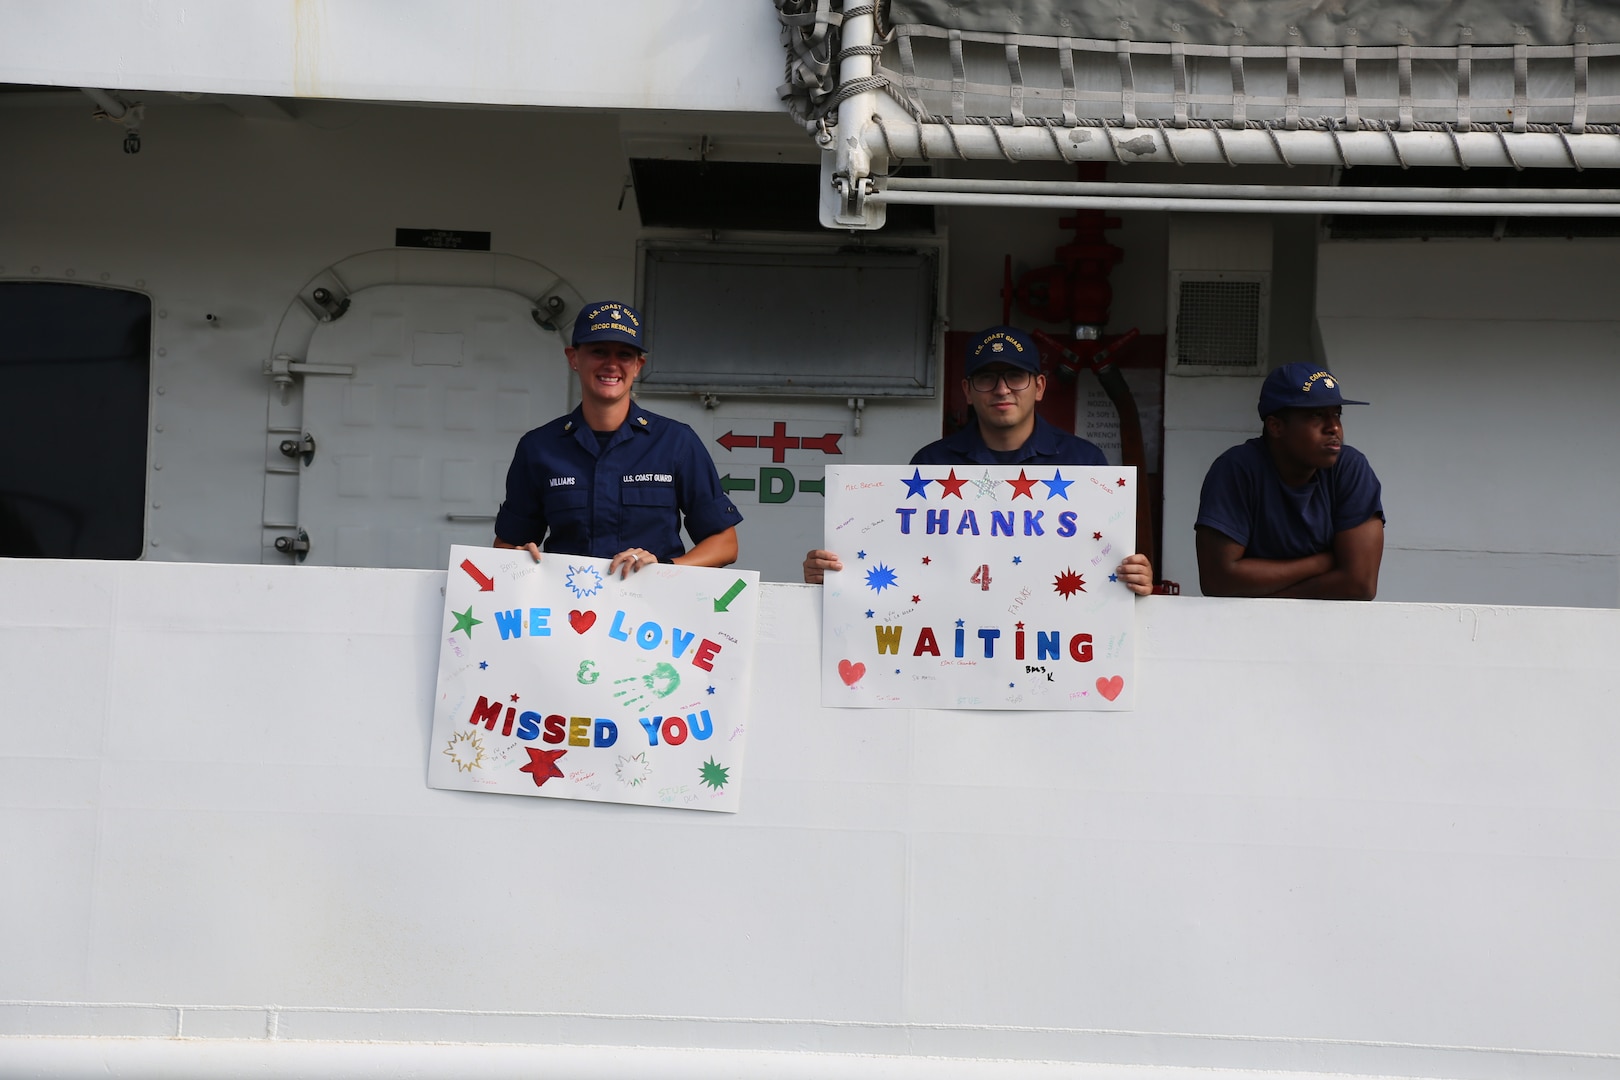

[820,464,1136,711]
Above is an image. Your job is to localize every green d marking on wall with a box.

[724,470,825,503]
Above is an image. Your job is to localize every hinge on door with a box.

[274,528,311,562]
[278,433,316,466]
[267,353,357,403]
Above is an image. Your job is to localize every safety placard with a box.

[428,546,759,811]
[821,464,1136,711]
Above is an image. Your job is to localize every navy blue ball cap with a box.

[965,326,1042,376]
[1257,362,1368,418]
[572,300,646,350]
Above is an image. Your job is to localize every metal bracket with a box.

[278,433,316,467]
[531,295,568,332]
[310,286,351,322]
[847,396,866,436]
[273,528,311,562]
[833,172,877,225]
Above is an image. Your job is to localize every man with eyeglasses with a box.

[802,326,1153,592]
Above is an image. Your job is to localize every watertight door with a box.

[294,284,569,568]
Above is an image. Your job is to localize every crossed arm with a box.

[1195,516,1384,601]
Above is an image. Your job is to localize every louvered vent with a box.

[1168,271,1269,374]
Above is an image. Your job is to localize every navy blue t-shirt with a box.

[494,401,741,563]
[912,415,1108,466]
[1196,437,1383,560]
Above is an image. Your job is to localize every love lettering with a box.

[490,607,722,672]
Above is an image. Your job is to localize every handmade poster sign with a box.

[821,464,1136,711]
[429,545,760,812]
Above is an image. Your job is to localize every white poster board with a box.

[429,545,759,812]
[821,465,1137,711]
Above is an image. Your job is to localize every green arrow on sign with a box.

[713,578,748,612]
[799,477,826,495]
[720,474,756,494]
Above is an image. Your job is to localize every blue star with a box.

[1042,469,1074,499]
[1009,682,1015,688]
[902,468,933,498]
[857,550,867,560]
[895,669,902,675]
[706,685,716,694]
[865,609,875,618]
[1108,573,1119,583]
[478,661,488,670]
[1012,555,1022,565]
[955,618,965,628]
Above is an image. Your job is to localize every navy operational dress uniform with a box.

[494,399,740,564]
[494,300,741,568]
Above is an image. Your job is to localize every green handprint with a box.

[611,662,682,711]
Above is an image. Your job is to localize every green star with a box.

[698,757,730,791]
[450,606,482,636]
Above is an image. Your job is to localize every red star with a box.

[510,693,520,702]
[935,469,968,498]
[1116,477,1127,487]
[911,595,921,603]
[519,746,567,787]
[1007,469,1038,499]
[1015,621,1025,630]
[1092,532,1103,541]
[921,555,932,565]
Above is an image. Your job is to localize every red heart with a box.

[568,610,596,634]
[1096,675,1124,702]
[838,659,866,686]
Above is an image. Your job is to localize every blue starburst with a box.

[564,564,604,598]
[902,468,933,498]
[865,564,898,593]
[1042,469,1074,499]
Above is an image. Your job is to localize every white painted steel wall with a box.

[1161,236,1620,608]
[0,95,951,582]
[0,0,781,112]
[2,557,1617,1078]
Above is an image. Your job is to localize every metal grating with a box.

[1174,280,1262,368]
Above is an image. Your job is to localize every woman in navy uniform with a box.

[494,301,741,577]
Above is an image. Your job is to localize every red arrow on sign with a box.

[460,559,495,592]
[716,431,758,452]
[799,433,843,455]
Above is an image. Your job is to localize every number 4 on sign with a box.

[970,564,991,591]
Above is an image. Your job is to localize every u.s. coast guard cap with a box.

[572,301,646,351]
[1257,362,1369,418]
[964,326,1042,376]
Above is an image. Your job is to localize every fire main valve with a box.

[998,164,1174,590]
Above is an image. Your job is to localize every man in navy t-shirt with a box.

[1195,362,1384,600]
[803,326,1153,593]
